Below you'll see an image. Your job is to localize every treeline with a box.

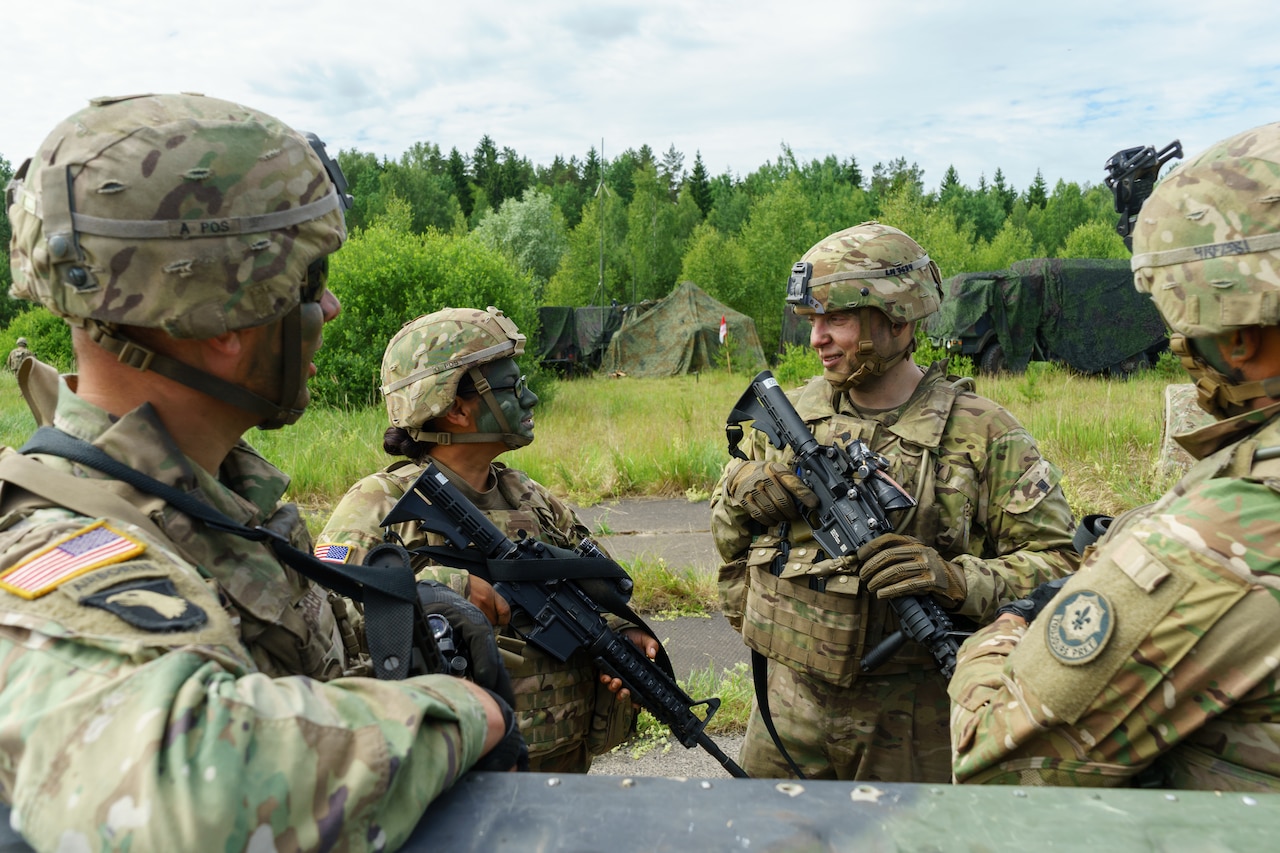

[332,137,1128,351]
[0,140,1129,402]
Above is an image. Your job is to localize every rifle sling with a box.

[15,426,420,681]
[751,649,809,779]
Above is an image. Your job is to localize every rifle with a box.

[725,370,963,679]
[379,464,750,778]
[1105,140,1183,250]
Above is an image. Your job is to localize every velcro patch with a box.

[314,543,351,563]
[0,522,146,600]
[82,577,207,632]
[1045,590,1114,665]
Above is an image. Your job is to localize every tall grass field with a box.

[1,357,1183,522]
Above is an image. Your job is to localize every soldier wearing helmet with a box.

[4,337,30,373]
[318,306,658,773]
[0,94,512,850]
[952,122,1280,792]
[711,221,1077,781]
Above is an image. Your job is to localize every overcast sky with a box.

[3,1,1277,196]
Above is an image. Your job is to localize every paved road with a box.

[566,498,753,778]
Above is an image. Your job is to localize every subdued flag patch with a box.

[315,543,351,563]
[82,577,207,632]
[0,522,146,600]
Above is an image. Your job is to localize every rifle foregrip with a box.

[593,632,716,748]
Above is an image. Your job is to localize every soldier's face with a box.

[808,309,905,375]
[241,285,341,418]
[475,358,538,443]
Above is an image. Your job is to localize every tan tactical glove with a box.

[857,533,967,608]
[723,459,819,526]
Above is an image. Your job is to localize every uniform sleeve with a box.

[950,478,1280,788]
[950,425,1079,620]
[0,520,490,851]
[710,428,778,629]
[319,471,471,594]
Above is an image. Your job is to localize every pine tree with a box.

[1027,169,1048,209]
[688,151,712,216]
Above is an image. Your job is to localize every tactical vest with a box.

[419,464,625,768]
[741,374,976,687]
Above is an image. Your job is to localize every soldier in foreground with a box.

[711,222,1078,781]
[5,337,31,373]
[951,121,1280,791]
[0,94,513,851]
[317,307,658,773]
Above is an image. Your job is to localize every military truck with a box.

[926,257,1168,375]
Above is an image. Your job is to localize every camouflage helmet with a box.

[1131,121,1280,338]
[381,306,526,432]
[6,93,347,338]
[14,338,27,348]
[787,221,942,321]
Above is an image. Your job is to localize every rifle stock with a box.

[726,370,962,679]
[381,464,749,778]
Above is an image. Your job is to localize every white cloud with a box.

[3,0,1278,195]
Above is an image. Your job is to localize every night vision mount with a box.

[1105,140,1183,250]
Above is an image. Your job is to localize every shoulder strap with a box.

[15,427,423,681]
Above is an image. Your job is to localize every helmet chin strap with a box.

[84,310,306,430]
[1174,334,1280,419]
[409,366,532,449]
[824,309,915,394]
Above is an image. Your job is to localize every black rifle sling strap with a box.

[751,649,808,779]
[16,426,420,681]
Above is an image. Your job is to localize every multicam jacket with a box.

[0,383,490,852]
[711,363,1078,687]
[317,458,635,772]
[951,401,1280,791]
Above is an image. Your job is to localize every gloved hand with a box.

[857,533,967,608]
[723,459,818,526]
[417,581,517,708]
[472,688,530,773]
[995,576,1071,624]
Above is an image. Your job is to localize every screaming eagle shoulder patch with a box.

[1045,589,1114,665]
[0,521,146,600]
[82,577,207,632]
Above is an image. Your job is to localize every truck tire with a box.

[979,343,1006,375]
[1114,352,1150,377]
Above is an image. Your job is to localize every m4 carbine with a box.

[379,464,749,778]
[726,369,963,679]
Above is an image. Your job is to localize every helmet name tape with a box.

[1131,230,1280,270]
[812,254,934,285]
[69,192,341,240]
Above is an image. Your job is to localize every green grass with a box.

[621,554,719,617]
[623,661,752,753]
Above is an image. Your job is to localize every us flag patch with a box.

[0,522,146,600]
[314,543,351,563]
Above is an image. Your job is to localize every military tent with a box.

[535,304,625,374]
[602,282,767,377]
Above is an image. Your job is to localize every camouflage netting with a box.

[1014,258,1166,373]
[534,305,624,371]
[603,281,766,377]
[928,259,1167,373]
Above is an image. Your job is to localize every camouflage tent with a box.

[603,281,766,377]
[534,305,624,373]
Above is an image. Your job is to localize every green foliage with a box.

[621,555,717,617]
[1,310,73,371]
[316,222,538,406]
[1061,220,1129,259]
[471,188,569,296]
[773,343,820,387]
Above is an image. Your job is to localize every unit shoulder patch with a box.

[82,577,207,632]
[0,521,146,600]
[1045,589,1114,665]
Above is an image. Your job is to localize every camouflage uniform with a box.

[951,122,1280,792]
[318,458,634,773]
[316,307,635,773]
[712,223,1077,782]
[5,341,30,373]
[0,94,493,851]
